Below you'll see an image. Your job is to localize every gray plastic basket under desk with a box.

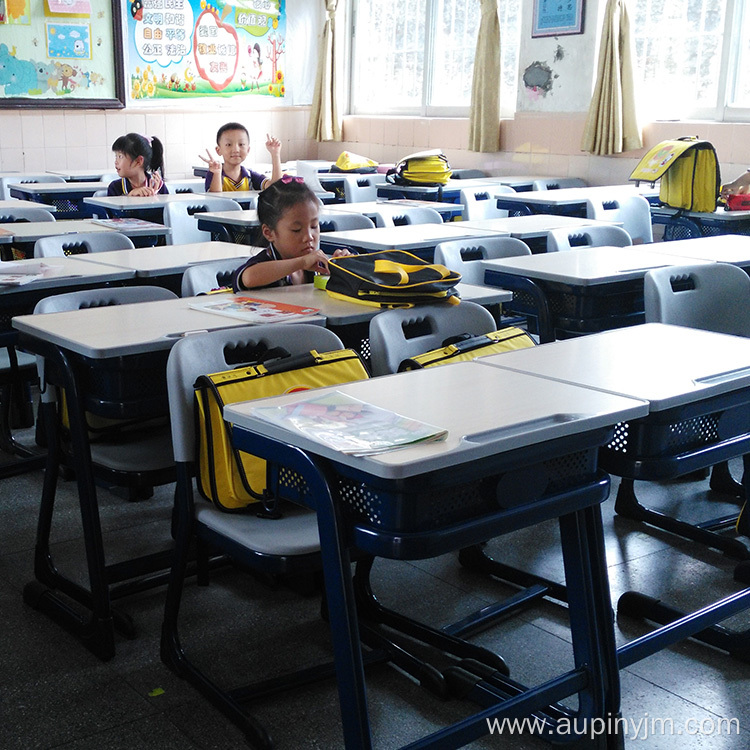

[272,447,599,534]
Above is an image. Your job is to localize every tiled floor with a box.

[1,446,750,749]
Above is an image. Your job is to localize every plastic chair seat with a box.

[196,503,320,556]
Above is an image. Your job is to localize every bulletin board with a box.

[123,0,286,103]
[0,0,125,107]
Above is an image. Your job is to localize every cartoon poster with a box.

[5,0,30,25]
[125,0,286,101]
[0,3,117,102]
[46,22,92,59]
[46,0,92,12]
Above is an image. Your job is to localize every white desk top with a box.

[0,219,169,243]
[83,193,222,211]
[12,295,325,359]
[224,361,646,479]
[196,209,259,227]
[326,200,462,216]
[639,235,750,267]
[480,323,750,412]
[47,169,111,181]
[240,282,512,325]
[0,257,134,296]
[0,199,56,212]
[73,241,252,277]
[494,184,658,206]
[460,215,618,239]
[481,246,712,286]
[650,206,750,222]
[9,182,107,194]
[319,223,498,251]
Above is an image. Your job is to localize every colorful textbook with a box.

[251,390,447,456]
[188,295,320,325]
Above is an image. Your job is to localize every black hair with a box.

[216,122,249,143]
[257,179,318,235]
[111,133,165,176]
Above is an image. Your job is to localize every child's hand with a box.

[331,248,353,258]
[129,186,156,197]
[147,172,163,193]
[266,134,282,157]
[301,250,330,274]
[199,149,223,175]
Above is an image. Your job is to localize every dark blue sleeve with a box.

[204,172,214,191]
[232,248,280,292]
[247,169,266,191]
[107,179,124,196]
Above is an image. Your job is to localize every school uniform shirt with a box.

[204,166,266,192]
[107,174,169,196]
[232,245,314,292]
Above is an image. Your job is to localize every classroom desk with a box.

[0,198,56,213]
[638,233,750,267]
[9,181,108,219]
[0,258,135,474]
[82,192,248,221]
[459,215,622,253]
[223,361,646,748]
[318,223,501,261]
[47,169,112,182]
[195,209,260,244]
[480,323,750,660]
[13,295,327,659]
[482,246,711,340]
[325,199,464,224]
[0,219,170,260]
[494,185,660,218]
[651,205,750,240]
[73,241,252,294]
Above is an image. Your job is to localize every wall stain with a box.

[554,45,564,62]
[523,61,554,95]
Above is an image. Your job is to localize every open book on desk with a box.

[251,390,447,456]
[0,262,66,286]
[90,218,163,231]
[189,295,320,324]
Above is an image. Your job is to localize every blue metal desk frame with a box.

[10,183,105,219]
[229,422,625,749]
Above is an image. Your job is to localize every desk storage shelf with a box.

[267,432,606,535]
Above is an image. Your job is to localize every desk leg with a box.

[22,350,117,661]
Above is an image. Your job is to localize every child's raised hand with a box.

[265,134,282,156]
[198,148,223,174]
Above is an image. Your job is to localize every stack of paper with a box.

[0,262,63,286]
[251,391,447,456]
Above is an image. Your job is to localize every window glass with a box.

[632,0,728,119]
[351,0,520,115]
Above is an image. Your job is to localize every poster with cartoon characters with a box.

[124,0,286,101]
[0,0,122,105]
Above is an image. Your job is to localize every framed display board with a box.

[532,0,585,38]
[123,0,286,103]
[0,0,125,108]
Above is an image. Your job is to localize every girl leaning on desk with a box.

[232,176,351,292]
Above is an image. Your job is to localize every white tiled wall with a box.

[0,105,316,178]
[3,106,749,187]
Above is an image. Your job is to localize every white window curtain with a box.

[581,0,642,155]
[468,0,501,152]
[307,0,342,142]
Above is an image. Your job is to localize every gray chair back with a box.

[434,237,531,284]
[318,212,375,232]
[181,258,245,296]
[34,231,134,258]
[368,301,496,376]
[0,207,55,224]
[644,263,750,338]
[165,197,242,245]
[546,225,632,253]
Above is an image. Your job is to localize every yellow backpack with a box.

[194,348,369,512]
[629,137,721,213]
[398,327,535,371]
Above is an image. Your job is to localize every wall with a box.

[0,0,320,179]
